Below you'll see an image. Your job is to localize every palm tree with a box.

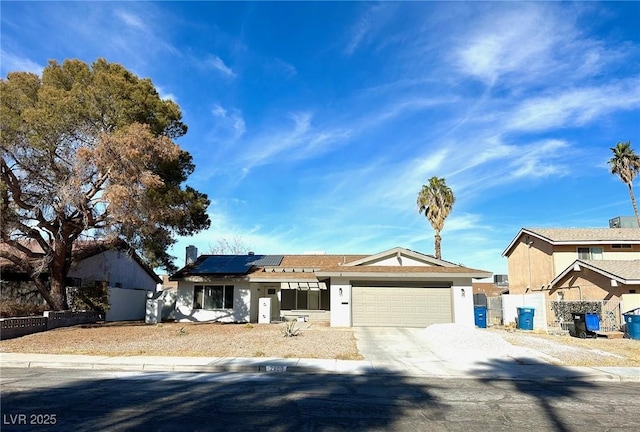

[417,177,455,260]
[608,141,640,227]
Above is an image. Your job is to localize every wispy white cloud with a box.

[114,10,149,32]
[206,55,236,78]
[0,50,43,75]
[506,80,640,132]
[211,103,246,139]
[155,85,178,103]
[232,111,351,174]
[344,3,394,55]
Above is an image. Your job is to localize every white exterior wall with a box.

[502,293,547,330]
[175,281,251,323]
[105,287,148,321]
[68,250,157,291]
[330,276,477,328]
[330,279,352,327]
[451,281,474,327]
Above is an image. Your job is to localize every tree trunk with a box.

[47,239,73,310]
[32,278,60,310]
[628,182,640,228]
[48,277,68,310]
[434,231,442,260]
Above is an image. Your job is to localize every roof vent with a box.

[248,251,255,255]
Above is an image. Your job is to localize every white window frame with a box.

[193,285,234,310]
[577,247,603,260]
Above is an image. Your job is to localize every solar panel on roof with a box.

[250,255,283,266]
[188,254,284,275]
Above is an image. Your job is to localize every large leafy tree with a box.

[417,177,455,260]
[0,58,210,310]
[608,141,640,227]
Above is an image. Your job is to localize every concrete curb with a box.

[2,354,640,382]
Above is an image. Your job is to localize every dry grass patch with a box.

[0,321,364,360]
[489,328,640,367]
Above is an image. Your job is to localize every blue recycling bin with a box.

[624,313,640,340]
[573,313,600,338]
[474,306,487,328]
[517,307,535,330]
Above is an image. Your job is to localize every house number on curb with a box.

[265,365,287,372]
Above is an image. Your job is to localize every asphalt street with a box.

[2,367,639,431]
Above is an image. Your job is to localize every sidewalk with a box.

[2,352,640,382]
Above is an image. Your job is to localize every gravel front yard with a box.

[1,321,639,367]
[0,321,363,360]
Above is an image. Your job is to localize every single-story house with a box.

[1,239,161,321]
[170,247,492,327]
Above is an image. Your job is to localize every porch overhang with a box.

[280,282,327,290]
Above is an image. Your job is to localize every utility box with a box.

[259,297,271,324]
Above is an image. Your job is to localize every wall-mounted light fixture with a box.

[461,288,466,298]
[339,288,343,297]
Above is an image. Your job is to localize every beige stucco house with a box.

[502,228,640,302]
[170,247,491,328]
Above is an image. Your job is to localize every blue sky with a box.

[2,1,639,275]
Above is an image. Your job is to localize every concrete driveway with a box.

[353,327,453,376]
[352,326,604,380]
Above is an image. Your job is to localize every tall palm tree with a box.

[608,141,640,227]
[417,177,455,260]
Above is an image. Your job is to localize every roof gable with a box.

[549,259,640,288]
[502,228,640,257]
[344,247,456,268]
[0,239,161,283]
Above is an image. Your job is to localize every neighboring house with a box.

[473,274,509,298]
[502,228,640,302]
[0,239,161,321]
[170,246,491,328]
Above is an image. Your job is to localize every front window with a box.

[577,247,603,260]
[193,285,234,309]
[280,289,328,310]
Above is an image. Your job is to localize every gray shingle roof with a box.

[580,259,640,281]
[525,228,640,242]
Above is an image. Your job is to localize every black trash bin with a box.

[573,313,600,338]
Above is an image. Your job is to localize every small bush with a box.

[281,321,300,337]
[67,286,110,313]
[0,300,47,318]
[244,323,254,329]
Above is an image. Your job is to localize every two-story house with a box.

[502,228,640,302]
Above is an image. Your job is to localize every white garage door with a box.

[352,286,452,327]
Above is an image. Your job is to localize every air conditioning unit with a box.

[609,216,639,228]
[494,274,509,286]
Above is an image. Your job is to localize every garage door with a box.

[352,287,452,327]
